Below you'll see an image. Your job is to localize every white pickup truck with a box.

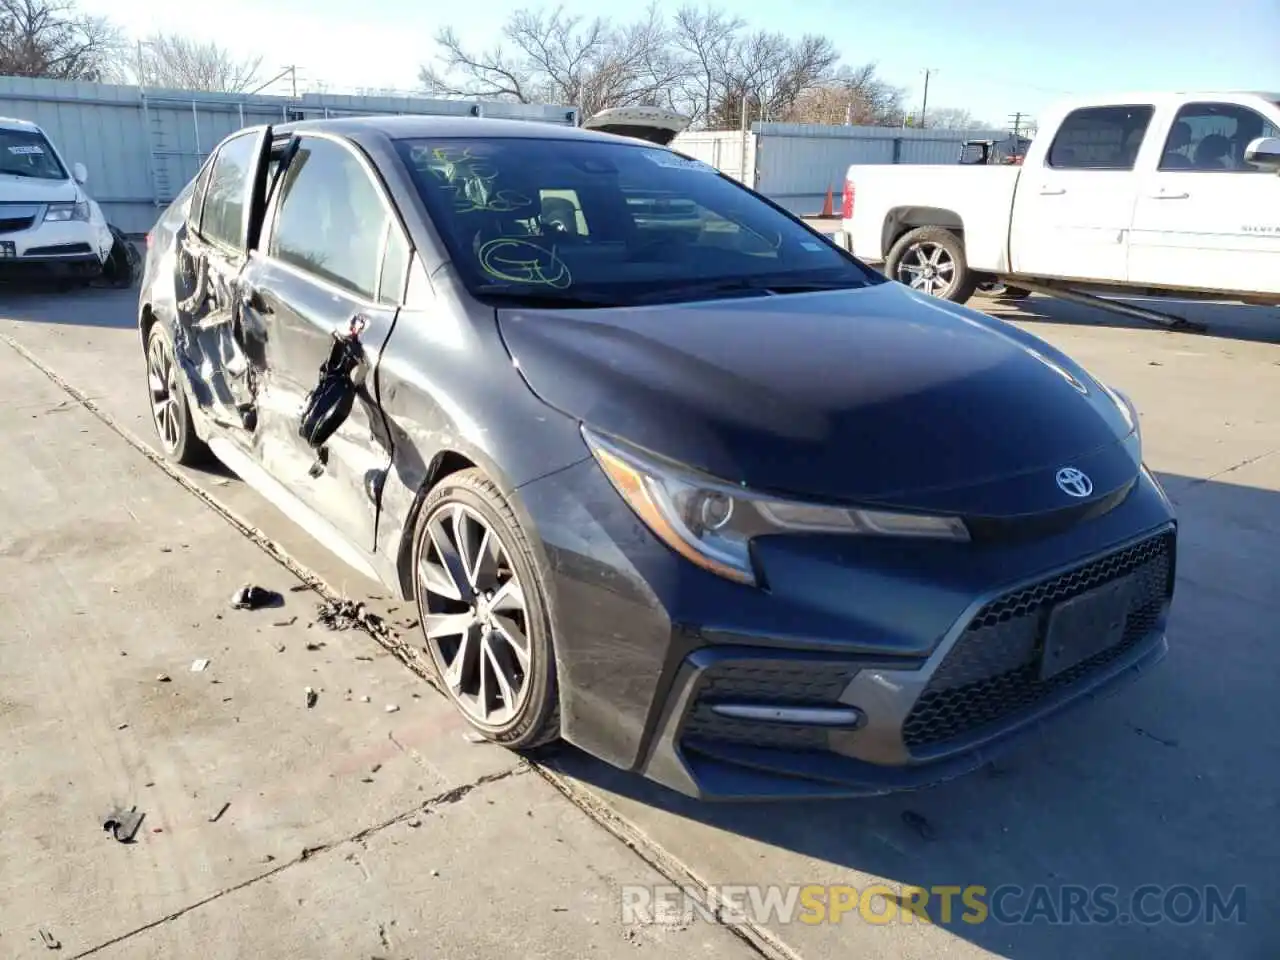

[840,91,1280,314]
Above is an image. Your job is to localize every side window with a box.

[1047,105,1154,171]
[378,226,411,305]
[1159,102,1280,172]
[269,137,389,299]
[199,133,257,250]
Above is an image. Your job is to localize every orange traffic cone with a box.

[821,185,834,218]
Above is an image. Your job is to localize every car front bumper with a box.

[0,211,110,280]
[517,460,1177,801]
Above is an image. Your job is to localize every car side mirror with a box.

[72,162,88,184]
[1244,136,1280,172]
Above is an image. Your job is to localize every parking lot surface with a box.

[2,285,1277,959]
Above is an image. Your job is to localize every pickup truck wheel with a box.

[886,227,977,303]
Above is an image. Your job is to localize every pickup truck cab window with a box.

[1159,102,1280,172]
[1047,105,1155,171]
[199,132,257,251]
[268,135,390,300]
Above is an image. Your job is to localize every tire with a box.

[145,323,209,466]
[885,226,978,303]
[412,468,561,750]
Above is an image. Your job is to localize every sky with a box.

[79,0,1280,127]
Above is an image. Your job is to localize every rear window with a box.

[395,137,878,307]
[0,128,67,180]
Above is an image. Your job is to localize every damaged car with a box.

[1,116,137,287]
[137,116,1177,801]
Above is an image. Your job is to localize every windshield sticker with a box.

[7,144,45,155]
[640,150,716,173]
[478,238,571,288]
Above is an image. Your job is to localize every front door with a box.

[1010,104,1154,283]
[171,127,270,429]
[1129,100,1280,297]
[239,133,412,554]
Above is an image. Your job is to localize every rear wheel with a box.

[146,323,208,465]
[885,226,977,303]
[412,469,561,749]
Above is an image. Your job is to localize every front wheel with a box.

[885,226,977,303]
[412,469,561,749]
[145,323,208,466]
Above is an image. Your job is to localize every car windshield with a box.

[395,136,882,307]
[0,128,67,180]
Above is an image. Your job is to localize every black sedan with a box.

[137,116,1176,800]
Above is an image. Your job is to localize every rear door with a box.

[1010,104,1153,283]
[171,126,270,429]
[1128,100,1280,296]
[238,133,411,553]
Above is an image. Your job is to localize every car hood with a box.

[0,174,77,203]
[497,282,1140,517]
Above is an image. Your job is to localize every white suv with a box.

[1,116,117,283]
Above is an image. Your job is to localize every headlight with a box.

[44,201,90,222]
[583,428,969,586]
[1100,382,1139,437]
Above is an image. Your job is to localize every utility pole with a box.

[290,65,298,99]
[920,68,937,129]
[1008,112,1026,141]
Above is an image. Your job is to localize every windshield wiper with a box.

[633,276,865,304]
[475,287,624,309]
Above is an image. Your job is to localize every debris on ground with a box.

[231,584,284,611]
[901,809,936,841]
[116,722,128,731]
[156,674,171,683]
[305,687,319,708]
[360,695,371,703]
[305,641,326,651]
[39,929,61,950]
[315,597,385,632]
[102,805,145,843]
[385,704,400,714]
[407,818,422,828]
[289,584,314,593]
[190,658,210,672]
[209,802,231,823]
[355,655,373,662]
[273,616,298,627]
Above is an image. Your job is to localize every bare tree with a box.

[0,0,124,81]
[667,4,744,127]
[923,106,994,130]
[708,30,840,128]
[420,4,682,118]
[135,33,262,92]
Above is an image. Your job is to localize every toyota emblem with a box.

[1056,467,1093,498]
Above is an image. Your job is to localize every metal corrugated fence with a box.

[0,76,577,234]
[673,122,1008,215]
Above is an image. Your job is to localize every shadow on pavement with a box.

[989,294,1280,347]
[0,284,139,329]
[548,470,1278,960]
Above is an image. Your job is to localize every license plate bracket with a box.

[0,241,14,259]
[1039,578,1132,680]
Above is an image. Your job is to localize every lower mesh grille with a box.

[681,660,859,750]
[902,531,1174,751]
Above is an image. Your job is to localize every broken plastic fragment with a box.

[190,658,210,672]
[102,805,145,843]
[231,584,284,610]
[305,687,318,708]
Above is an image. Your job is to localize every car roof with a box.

[0,116,41,132]
[275,115,628,144]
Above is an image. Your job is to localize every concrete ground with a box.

[1,283,1277,959]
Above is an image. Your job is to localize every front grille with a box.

[902,531,1174,751]
[681,659,859,750]
[0,216,35,234]
[24,242,93,256]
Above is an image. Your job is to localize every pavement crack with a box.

[66,765,525,958]
[1187,446,1279,486]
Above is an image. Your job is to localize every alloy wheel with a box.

[896,242,957,297]
[147,333,184,453]
[417,502,532,728]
